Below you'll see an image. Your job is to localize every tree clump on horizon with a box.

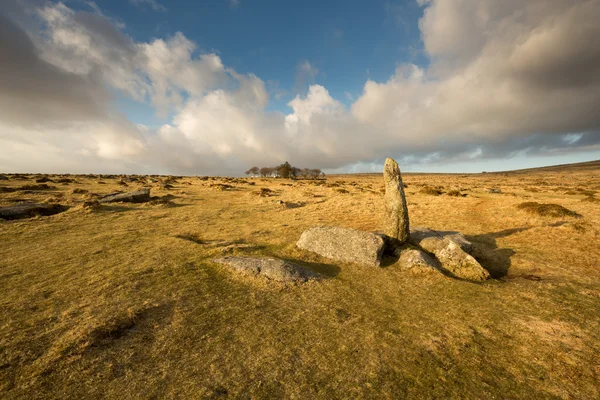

[245,162,325,179]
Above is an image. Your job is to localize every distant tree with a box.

[245,166,260,176]
[253,163,324,179]
[309,169,322,179]
[276,161,292,179]
[290,167,301,179]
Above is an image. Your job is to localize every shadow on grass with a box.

[466,227,527,278]
[286,259,341,278]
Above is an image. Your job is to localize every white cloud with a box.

[0,0,599,175]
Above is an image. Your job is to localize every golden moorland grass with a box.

[1,161,600,399]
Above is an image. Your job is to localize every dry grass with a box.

[1,163,600,398]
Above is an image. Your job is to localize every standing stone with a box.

[383,158,410,245]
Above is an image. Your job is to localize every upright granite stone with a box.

[383,158,409,245]
[297,226,385,267]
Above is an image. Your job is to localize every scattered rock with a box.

[70,188,89,195]
[0,203,68,220]
[383,158,410,245]
[212,257,319,282]
[297,226,385,267]
[98,189,151,203]
[486,188,502,194]
[0,175,8,180]
[397,248,439,272]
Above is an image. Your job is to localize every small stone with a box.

[398,248,439,271]
[297,226,385,267]
[212,257,318,282]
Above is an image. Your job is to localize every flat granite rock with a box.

[213,256,319,283]
[297,226,385,267]
[98,189,151,203]
[0,203,68,220]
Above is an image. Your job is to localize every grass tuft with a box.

[516,201,581,218]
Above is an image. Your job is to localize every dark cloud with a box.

[0,12,108,127]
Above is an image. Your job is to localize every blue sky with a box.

[0,0,599,175]
[105,0,426,119]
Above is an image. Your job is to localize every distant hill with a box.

[332,159,600,177]
[492,159,600,174]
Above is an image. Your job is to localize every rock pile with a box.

[294,157,490,281]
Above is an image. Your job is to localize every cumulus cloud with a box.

[0,0,599,174]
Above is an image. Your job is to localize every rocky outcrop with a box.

[0,203,68,220]
[383,158,410,245]
[98,189,151,203]
[212,256,319,283]
[297,226,385,267]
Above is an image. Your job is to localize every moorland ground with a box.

[1,161,599,399]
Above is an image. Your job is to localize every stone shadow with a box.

[465,227,528,278]
[285,259,341,278]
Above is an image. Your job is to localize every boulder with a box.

[0,203,68,220]
[435,240,490,281]
[98,189,151,203]
[297,226,385,267]
[397,248,439,272]
[212,257,319,283]
[383,158,410,245]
